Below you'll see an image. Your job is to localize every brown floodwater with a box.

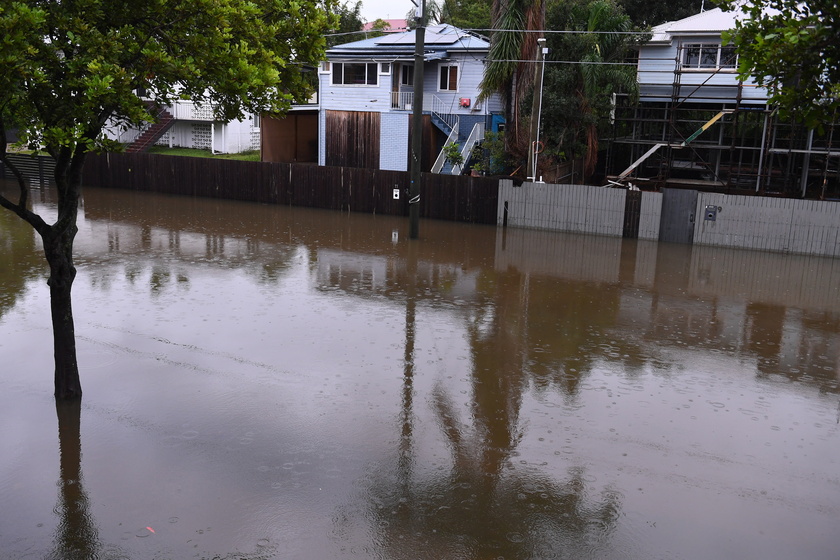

[1,181,839,560]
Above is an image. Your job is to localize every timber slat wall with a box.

[82,153,498,224]
[325,111,380,169]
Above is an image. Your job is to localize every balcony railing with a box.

[169,100,217,121]
[390,91,414,111]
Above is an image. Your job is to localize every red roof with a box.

[362,19,408,33]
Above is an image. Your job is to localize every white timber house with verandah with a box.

[314,24,504,173]
[608,7,839,199]
[104,98,262,155]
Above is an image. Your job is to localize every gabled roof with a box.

[649,7,741,43]
[327,24,490,61]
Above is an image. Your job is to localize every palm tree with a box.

[479,0,546,162]
[541,0,640,178]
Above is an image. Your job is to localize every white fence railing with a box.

[390,91,414,110]
[431,95,459,132]
[431,121,459,174]
[170,101,217,121]
[450,123,485,175]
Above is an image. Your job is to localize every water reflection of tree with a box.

[344,254,622,559]
[747,304,840,394]
[48,400,101,560]
[0,193,43,319]
[48,402,280,560]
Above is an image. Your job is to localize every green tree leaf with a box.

[717,0,839,129]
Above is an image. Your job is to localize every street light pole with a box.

[534,37,547,181]
[409,0,425,239]
[526,37,548,182]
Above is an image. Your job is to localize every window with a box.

[380,62,391,74]
[320,61,331,73]
[332,62,379,86]
[401,65,414,86]
[682,44,737,70]
[719,45,737,68]
[439,64,458,92]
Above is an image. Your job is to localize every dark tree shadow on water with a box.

[48,400,101,560]
[48,401,280,560]
[340,380,623,559]
[333,254,623,560]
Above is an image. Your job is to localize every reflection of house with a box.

[263,25,502,173]
[609,8,839,198]
[105,99,261,154]
[315,248,480,303]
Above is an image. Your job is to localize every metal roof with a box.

[649,8,742,43]
[326,24,490,60]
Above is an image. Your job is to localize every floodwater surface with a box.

[1,182,839,560]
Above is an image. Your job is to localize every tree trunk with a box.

[45,226,81,400]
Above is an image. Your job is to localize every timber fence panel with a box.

[81,154,498,224]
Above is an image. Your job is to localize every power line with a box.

[488,59,639,66]
[465,28,652,36]
[324,27,652,38]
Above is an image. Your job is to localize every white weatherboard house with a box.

[610,8,838,198]
[105,98,261,155]
[636,7,768,104]
[317,24,503,173]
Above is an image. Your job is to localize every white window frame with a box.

[379,62,391,74]
[331,62,379,86]
[438,63,459,92]
[319,61,331,74]
[681,43,737,71]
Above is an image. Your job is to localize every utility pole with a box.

[409,0,425,239]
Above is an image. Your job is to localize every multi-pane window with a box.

[332,62,379,85]
[682,44,737,70]
[439,64,458,91]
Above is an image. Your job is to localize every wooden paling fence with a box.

[82,154,499,224]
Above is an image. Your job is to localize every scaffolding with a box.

[606,45,840,200]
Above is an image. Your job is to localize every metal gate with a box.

[659,188,698,244]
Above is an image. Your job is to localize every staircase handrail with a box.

[431,95,459,133]
[431,120,459,174]
[450,122,484,175]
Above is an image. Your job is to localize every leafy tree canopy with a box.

[1,0,334,155]
[439,0,492,31]
[327,0,365,46]
[407,0,491,33]
[538,0,641,176]
[719,0,839,129]
[616,0,708,28]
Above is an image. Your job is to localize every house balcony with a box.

[168,100,217,121]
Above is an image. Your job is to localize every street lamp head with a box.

[537,37,546,44]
